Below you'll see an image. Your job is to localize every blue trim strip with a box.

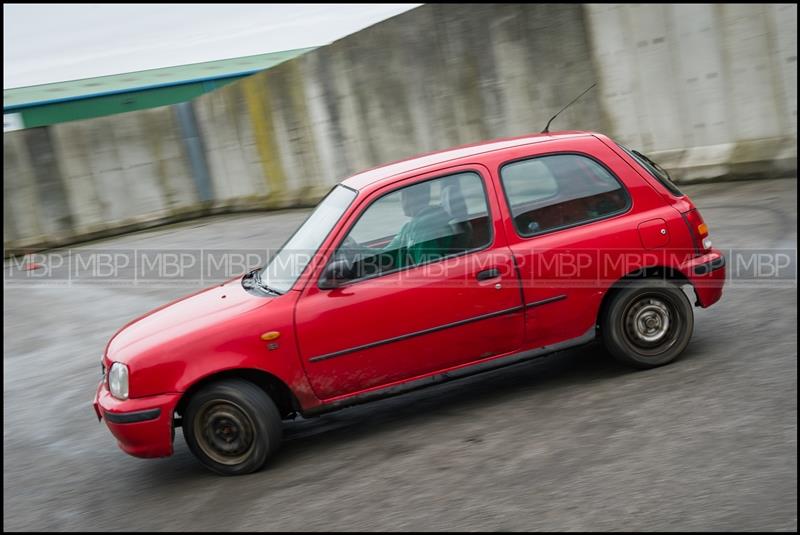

[3,70,260,111]
[175,101,214,202]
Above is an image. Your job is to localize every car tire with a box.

[601,279,694,369]
[183,379,282,476]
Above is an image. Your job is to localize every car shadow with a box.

[140,342,654,481]
[274,342,636,464]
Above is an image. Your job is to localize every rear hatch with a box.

[617,144,713,256]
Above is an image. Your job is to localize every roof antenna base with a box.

[541,82,597,134]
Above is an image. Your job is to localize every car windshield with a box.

[258,185,357,294]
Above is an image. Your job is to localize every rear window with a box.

[619,144,684,197]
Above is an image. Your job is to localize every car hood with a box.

[106,276,272,363]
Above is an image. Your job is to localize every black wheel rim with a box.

[194,400,256,466]
[622,292,681,356]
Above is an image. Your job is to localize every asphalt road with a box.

[3,178,797,531]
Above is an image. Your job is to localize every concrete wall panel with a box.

[4,3,796,251]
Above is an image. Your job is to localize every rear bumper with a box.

[681,248,726,307]
[692,254,725,276]
[93,382,180,458]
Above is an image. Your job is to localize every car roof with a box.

[340,130,594,191]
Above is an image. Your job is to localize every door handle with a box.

[476,268,500,281]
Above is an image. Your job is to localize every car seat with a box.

[441,184,473,252]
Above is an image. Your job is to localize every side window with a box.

[501,159,558,205]
[332,171,491,282]
[500,154,629,237]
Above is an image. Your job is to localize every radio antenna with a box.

[541,82,597,134]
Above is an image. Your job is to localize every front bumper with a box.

[93,382,180,458]
[681,248,726,308]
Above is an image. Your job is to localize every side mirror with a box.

[319,259,353,290]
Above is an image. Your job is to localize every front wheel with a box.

[183,379,282,475]
[601,280,694,369]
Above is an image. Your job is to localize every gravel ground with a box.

[3,178,796,531]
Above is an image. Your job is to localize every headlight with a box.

[108,362,129,400]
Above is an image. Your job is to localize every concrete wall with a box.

[586,3,797,181]
[4,3,796,251]
[4,106,202,249]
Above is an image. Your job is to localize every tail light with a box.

[684,209,712,254]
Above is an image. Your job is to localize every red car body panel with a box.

[94,385,180,458]
[294,162,525,400]
[93,131,726,459]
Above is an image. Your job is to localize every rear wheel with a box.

[601,280,694,369]
[183,379,282,475]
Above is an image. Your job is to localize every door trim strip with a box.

[524,294,567,308]
[303,327,596,417]
[308,304,525,363]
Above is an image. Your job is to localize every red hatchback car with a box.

[93,131,725,475]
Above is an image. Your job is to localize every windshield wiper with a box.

[255,268,284,295]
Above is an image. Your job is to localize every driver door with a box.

[294,165,524,401]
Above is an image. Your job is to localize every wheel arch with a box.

[175,368,300,422]
[597,265,695,329]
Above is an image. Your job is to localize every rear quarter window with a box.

[500,153,630,237]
